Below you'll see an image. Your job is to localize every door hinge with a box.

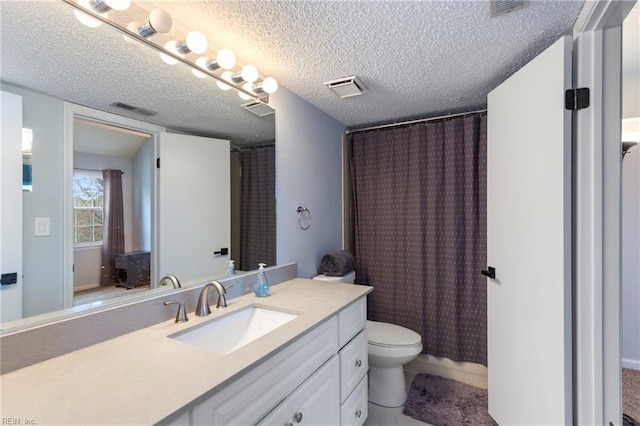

[565,88,590,110]
[156,158,160,169]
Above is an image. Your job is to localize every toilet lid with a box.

[367,320,422,347]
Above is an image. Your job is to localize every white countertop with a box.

[0,279,372,425]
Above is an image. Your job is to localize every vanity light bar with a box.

[60,0,274,102]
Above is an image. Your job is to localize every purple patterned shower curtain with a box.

[350,114,487,365]
[100,169,124,286]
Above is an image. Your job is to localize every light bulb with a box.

[217,71,233,91]
[103,0,130,11]
[241,65,259,83]
[139,9,173,37]
[123,21,142,45]
[239,83,254,100]
[216,49,236,70]
[192,57,209,78]
[262,77,278,94]
[74,0,106,28]
[185,31,208,54]
[160,41,182,65]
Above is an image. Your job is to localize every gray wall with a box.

[271,87,346,278]
[1,84,65,317]
[622,146,640,369]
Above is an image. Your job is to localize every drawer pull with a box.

[286,423,293,426]
[355,359,362,368]
[294,412,303,423]
[355,409,362,418]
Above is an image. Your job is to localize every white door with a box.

[0,90,24,322]
[158,133,230,283]
[487,36,572,425]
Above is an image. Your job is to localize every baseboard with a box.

[74,283,100,292]
[404,353,488,389]
[622,358,640,370]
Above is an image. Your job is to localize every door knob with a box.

[214,248,229,256]
[481,267,496,279]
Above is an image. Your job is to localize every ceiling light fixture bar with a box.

[58,0,265,101]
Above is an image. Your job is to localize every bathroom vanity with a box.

[0,278,371,425]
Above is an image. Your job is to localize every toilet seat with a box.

[367,320,422,348]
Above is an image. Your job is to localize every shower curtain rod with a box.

[74,167,124,175]
[345,108,487,134]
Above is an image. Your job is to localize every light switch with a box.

[34,217,50,237]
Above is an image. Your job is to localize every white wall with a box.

[622,146,640,370]
[73,246,101,290]
[271,87,346,278]
[132,138,153,252]
[1,84,66,318]
[1,90,24,322]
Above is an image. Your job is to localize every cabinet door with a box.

[260,357,340,426]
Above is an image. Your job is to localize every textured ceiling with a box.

[145,0,586,129]
[1,0,588,140]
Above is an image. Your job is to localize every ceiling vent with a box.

[242,101,275,117]
[491,0,529,17]
[324,76,367,98]
[110,102,157,116]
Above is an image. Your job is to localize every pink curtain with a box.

[350,114,487,365]
[100,169,124,286]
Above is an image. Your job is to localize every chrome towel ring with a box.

[296,206,311,230]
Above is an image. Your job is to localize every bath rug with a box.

[403,374,497,426]
[624,368,640,425]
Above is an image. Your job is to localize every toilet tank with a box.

[312,270,356,284]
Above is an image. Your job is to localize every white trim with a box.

[73,283,100,292]
[572,1,636,424]
[622,358,640,370]
[63,102,165,309]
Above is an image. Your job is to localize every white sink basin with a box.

[169,305,298,355]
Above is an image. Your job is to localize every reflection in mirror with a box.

[72,118,153,306]
[0,1,276,332]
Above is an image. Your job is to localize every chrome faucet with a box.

[159,274,182,289]
[164,300,188,323]
[195,281,232,316]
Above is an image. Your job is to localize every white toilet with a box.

[312,272,423,407]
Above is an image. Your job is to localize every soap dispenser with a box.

[226,260,236,277]
[254,263,270,297]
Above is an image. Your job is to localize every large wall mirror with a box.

[0,1,276,331]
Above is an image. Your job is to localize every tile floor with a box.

[363,370,431,426]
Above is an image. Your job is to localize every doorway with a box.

[71,117,153,306]
[621,3,640,424]
[63,103,165,309]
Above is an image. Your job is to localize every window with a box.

[73,170,103,245]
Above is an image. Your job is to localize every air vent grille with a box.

[324,76,367,98]
[111,102,157,116]
[491,0,529,17]
[242,101,275,117]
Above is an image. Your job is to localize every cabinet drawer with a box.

[340,375,367,426]
[338,297,366,348]
[192,316,338,426]
[339,329,368,402]
[258,356,340,426]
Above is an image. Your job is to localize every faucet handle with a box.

[164,300,188,323]
[216,282,233,309]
